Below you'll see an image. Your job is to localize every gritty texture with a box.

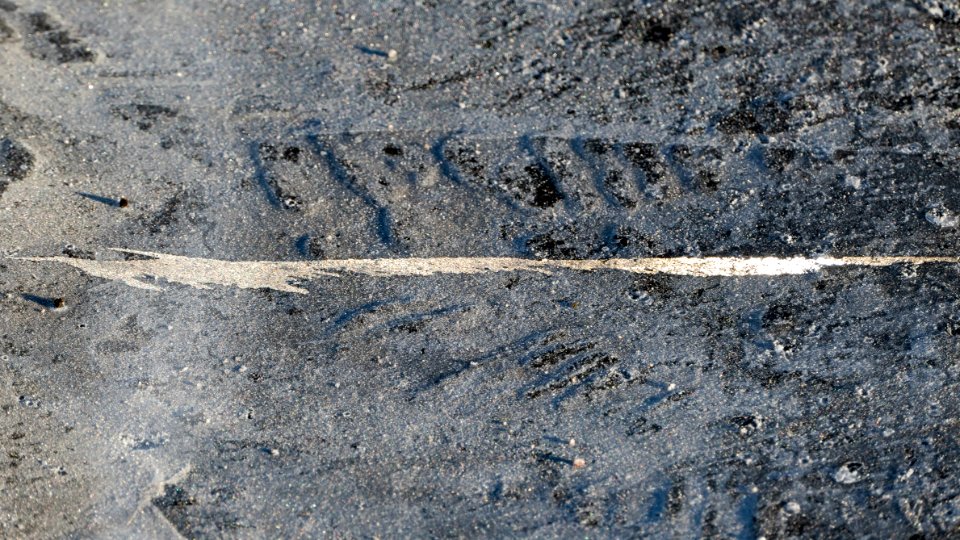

[1,0,960,538]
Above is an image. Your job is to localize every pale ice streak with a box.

[14,249,960,295]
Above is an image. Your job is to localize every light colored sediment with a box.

[13,249,960,294]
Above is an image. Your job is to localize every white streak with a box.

[14,249,959,294]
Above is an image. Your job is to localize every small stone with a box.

[925,207,959,228]
[785,501,801,514]
[270,448,279,456]
[573,457,586,468]
[834,462,863,484]
[387,49,398,62]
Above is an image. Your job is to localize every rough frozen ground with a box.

[1,0,960,537]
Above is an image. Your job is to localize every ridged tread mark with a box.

[321,296,410,337]
[526,341,595,369]
[432,132,467,186]
[436,133,524,210]
[306,134,395,246]
[22,11,95,63]
[256,130,725,222]
[248,140,283,208]
[383,304,469,334]
[521,341,623,403]
[518,134,568,208]
[571,137,637,209]
[526,353,618,399]
[620,141,671,198]
[412,330,566,395]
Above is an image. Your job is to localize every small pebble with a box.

[834,462,863,484]
[573,458,586,468]
[925,207,958,228]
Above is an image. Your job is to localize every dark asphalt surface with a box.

[2,0,960,537]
